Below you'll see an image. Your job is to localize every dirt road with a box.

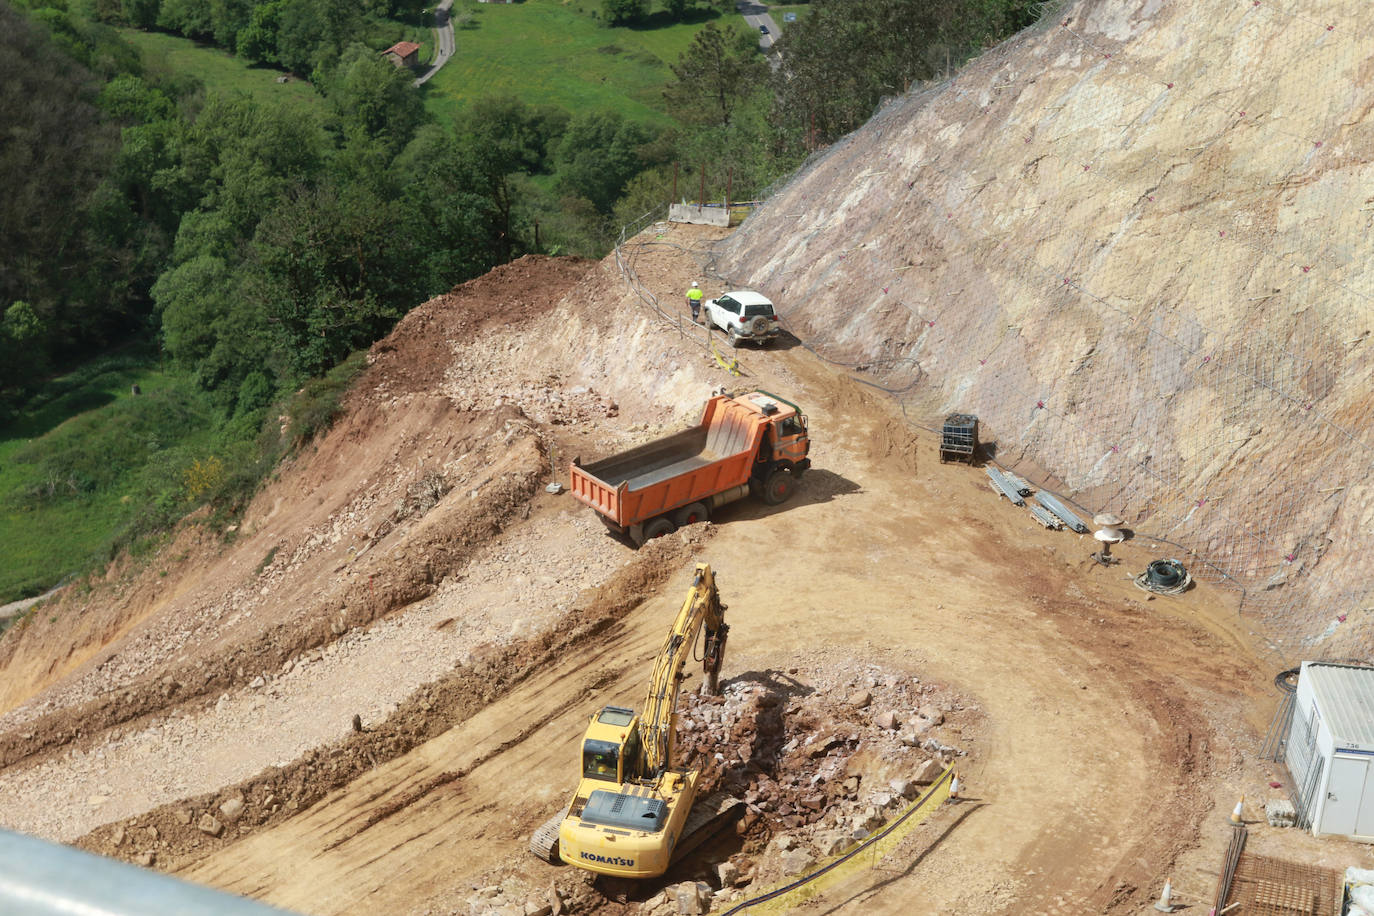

[174,228,1275,913]
[0,226,1308,914]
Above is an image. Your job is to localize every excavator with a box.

[529,563,741,878]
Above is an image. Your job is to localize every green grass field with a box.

[0,354,215,603]
[116,29,321,106]
[422,0,744,128]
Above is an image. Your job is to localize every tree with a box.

[236,0,283,64]
[0,302,49,411]
[451,97,566,260]
[771,0,1039,147]
[0,4,122,360]
[555,111,656,213]
[664,24,767,129]
[157,0,214,39]
[250,181,427,375]
[601,0,646,26]
[393,125,504,285]
[326,44,428,154]
[121,0,161,28]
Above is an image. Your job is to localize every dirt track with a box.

[0,224,1362,914]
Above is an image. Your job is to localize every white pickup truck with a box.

[703,291,781,348]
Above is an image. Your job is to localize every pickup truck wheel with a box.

[760,468,796,506]
[672,503,709,527]
[642,517,677,541]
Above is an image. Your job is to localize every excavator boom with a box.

[640,564,728,777]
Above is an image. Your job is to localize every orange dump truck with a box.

[570,391,812,546]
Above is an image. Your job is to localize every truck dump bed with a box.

[571,396,766,528]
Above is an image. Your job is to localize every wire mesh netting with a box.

[690,0,1374,656]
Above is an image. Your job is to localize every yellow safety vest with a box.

[687,288,703,301]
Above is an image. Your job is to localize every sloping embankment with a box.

[714,0,1374,650]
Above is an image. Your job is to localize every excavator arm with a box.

[638,563,728,780]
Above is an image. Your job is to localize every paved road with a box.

[414,0,456,87]
[736,0,780,52]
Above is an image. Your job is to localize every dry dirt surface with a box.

[2,222,1365,916]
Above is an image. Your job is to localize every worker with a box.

[686,281,704,323]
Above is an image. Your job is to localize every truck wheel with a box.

[672,503,709,527]
[642,517,677,542]
[727,329,741,348]
[760,468,796,506]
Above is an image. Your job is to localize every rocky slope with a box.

[714,0,1374,651]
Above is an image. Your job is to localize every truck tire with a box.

[642,517,677,542]
[760,468,796,506]
[672,503,709,527]
[727,328,741,348]
[749,316,769,338]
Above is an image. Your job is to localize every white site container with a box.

[1286,661,1374,839]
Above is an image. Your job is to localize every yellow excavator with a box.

[529,563,741,878]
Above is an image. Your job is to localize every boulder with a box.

[780,847,817,875]
[716,861,741,887]
[771,834,799,853]
[817,832,849,856]
[889,778,918,800]
[916,705,944,725]
[847,690,873,709]
[197,814,224,837]
[523,898,553,916]
[674,881,711,915]
[872,710,900,730]
[174,809,192,826]
[912,758,942,784]
[219,796,245,823]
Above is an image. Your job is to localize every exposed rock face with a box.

[716,0,1374,648]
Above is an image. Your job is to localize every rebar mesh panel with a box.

[1223,853,1341,916]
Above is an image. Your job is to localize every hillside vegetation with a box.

[0,0,1042,600]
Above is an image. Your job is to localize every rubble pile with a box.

[465,662,976,916]
[655,662,972,912]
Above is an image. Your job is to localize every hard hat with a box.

[691,281,699,288]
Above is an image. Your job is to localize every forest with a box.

[0,0,1040,602]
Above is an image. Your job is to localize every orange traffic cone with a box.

[1153,877,1175,912]
[1229,796,1244,825]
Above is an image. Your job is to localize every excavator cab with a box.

[581,706,641,783]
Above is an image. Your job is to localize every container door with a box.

[1321,755,1367,835]
[1358,758,1374,837]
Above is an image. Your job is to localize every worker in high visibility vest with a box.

[687,281,704,322]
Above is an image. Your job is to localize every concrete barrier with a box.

[669,204,730,227]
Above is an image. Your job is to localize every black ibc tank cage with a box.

[940,413,979,463]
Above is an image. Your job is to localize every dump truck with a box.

[569,390,811,546]
[529,563,741,878]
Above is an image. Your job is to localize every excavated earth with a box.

[5,0,1374,910]
[1,223,1364,916]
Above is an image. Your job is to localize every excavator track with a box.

[672,792,744,862]
[529,811,565,863]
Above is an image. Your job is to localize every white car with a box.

[703,290,781,347]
